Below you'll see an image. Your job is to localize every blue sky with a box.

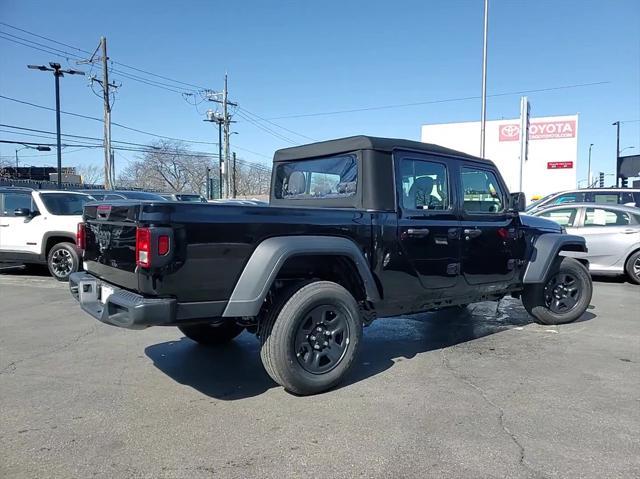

[1,0,638,183]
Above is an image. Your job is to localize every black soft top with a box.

[273,135,482,162]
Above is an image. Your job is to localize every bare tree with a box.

[118,140,212,194]
[234,159,271,197]
[75,163,103,185]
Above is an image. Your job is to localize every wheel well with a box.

[273,254,367,302]
[45,235,75,257]
[625,248,640,266]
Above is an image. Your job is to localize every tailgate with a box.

[83,203,141,290]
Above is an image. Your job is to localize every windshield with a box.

[40,193,93,215]
[525,193,555,211]
[175,194,205,202]
[118,191,166,200]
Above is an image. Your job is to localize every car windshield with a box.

[175,194,204,202]
[525,193,555,211]
[40,193,93,215]
[118,191,166,200]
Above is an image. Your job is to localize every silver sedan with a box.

[532,203,640,284]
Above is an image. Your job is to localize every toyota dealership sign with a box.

[499,120,577,141]
[421,114,579,201]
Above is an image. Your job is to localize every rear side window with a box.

[592,193,618,205]
[275,154,357,200]
[399,158,450,211]
[1,193,33,216]
[40,193,91,215]
[461,168,504,213]
[584,208,631,227]
[538,208,578,227]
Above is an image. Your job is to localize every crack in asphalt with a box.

[0,324,98,376]
[440,347,546,479]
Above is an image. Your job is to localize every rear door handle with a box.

[622,229,639,234]
[0,224,9,227]
[463,228,482,239]
[407,228,430,237]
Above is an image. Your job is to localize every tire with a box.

[259,281,363,395]
[47,242,80,282]
[624,250,640,285]
[179,321,244,346]
[522,257,592,325]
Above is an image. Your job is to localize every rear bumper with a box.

[69,272,176,329]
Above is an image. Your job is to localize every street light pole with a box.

[14,144,52,175]
[479,0,489,158]
[613,121,620,187]
[587,143,594,187]
[28,63,84,189]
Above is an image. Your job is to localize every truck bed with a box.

[83,201,373,303]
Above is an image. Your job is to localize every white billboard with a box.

[421,114,579,200]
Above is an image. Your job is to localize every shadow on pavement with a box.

[0,264,50,277]
[145,298,596,401]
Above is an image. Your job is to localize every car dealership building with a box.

[421,114,579,201]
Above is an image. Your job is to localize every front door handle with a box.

[622,229,639,234]
[0,224,9,227]
[463,228,482,239]
[406,228,430,237]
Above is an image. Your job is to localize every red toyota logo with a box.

[501,125,519,138]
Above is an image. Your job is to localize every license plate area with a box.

[100,284,115,304]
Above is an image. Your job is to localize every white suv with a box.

[0,187,94,281]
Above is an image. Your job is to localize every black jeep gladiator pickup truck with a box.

[70,136,592,395]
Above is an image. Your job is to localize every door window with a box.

[461,168,504,213]
[1,193,32,216]
[552,192,585,205]
[399,159,449,211]
[584,208,631,227]
[592,193,618,205]
[538,208,578,227]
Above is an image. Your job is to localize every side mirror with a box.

[13,207,32,217]
[509,192,526,212]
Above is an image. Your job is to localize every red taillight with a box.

[77,222,86,250]
[136,227,151,268]
[158,235,170,256]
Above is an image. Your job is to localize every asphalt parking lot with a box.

[1,267,638,479]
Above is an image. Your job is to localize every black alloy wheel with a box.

[543,272,581,314]
[294,305,350,375]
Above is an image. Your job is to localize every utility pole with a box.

[101,37,112,189]
[203,76,237,198]
[479,0,489,158]
[28,63,84,189]
[78,37,119,189]
[613,121,620,187]
[232,151,237,198]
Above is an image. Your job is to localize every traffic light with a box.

[599,172,605,188]
[621,177,628,188]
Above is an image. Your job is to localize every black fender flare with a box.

[522,233,588,284]
[41,231,77,257]
[222,236,380,317]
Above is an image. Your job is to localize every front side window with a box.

[461,168,504,213]
[538,208,578,227]
[275,154,357,200]
[592,193,618,205]
[40,193,92,215]
[553,192,585,205]
[584,208,631,227]
[399,158,449,211]
[2,193,33,216]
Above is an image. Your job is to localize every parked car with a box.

[75,190,167,201]
[0,187,94,280]
[69,136,592,395]
[526,188,640,214]
[532,203,640,283]
[159,193,207,202]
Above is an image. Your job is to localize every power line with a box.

[0,22,208,90]
[239,107,317,142]
[236,110,298,145]
[265,81,612,120]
